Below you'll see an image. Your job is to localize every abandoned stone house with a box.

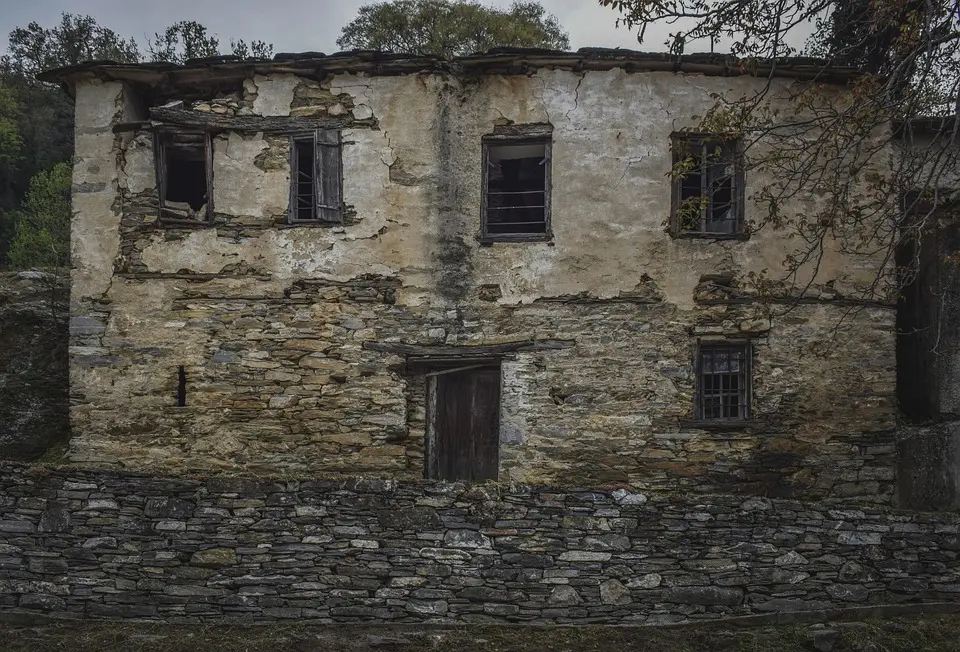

[41,49,920,504]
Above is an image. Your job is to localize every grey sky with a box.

[0,0,697,58]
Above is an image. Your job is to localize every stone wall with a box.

[0,464,957,624]
[0,272,68,460]
[64,65,898,501]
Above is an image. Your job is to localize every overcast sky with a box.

[0,0,707,58]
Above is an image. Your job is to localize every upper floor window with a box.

[481,133,552,241]
[156,131,213,222]
[671,133,744,237]
[290,129,342,224]
[695,341,751,421]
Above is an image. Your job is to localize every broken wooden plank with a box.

[149,107,371,134]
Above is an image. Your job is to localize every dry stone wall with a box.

[0,464,957,624]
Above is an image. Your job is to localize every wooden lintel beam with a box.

[148,107,368,134]
[363,339,575,357]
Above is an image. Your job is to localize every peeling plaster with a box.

[251,74,299,116]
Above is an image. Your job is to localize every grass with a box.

[1,615,959,652]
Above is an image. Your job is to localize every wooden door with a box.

[431,366,500,481]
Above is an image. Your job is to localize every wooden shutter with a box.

[431,367,500,481]
[315,129,342,223]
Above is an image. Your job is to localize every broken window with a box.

[695,342,751,420]
[156,131,213,222]
[482,136,551,239]
[425,362,501,481]
[671,134,744,236]
[289,129,342,223]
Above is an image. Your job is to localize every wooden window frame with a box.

[480,135,553,243]
[693,339,753,423]
[670,132,746,239]
[154,130,214,225]
[288,129,343,225]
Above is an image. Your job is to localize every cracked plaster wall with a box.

[67,69,897,501]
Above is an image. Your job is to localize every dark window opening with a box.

[289,130,342,223]
[157,131,212,222]
[482,138,551,238]
[895,190,956,421]
[427,362,501,481]
[672,134,744,236]
[176,366,186,407]
[696,343,750,420]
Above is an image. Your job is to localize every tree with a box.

[7,162,71,271]
[148,21,221,63]
[0,82,23,265]
[3,13,139,76]
[148,21,274,63]
[599,0,960,304]
[337,0,570,58]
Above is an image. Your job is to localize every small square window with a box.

[482,137,551,240]
[671,134,744,237]
[155,131,213,222]
[289,129,342,224]
[696,342,751,420]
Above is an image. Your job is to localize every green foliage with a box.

[229,39,274,61]
[0,83,22,165]
[337,0,570,58]
[3,13,140,76]
[148,21,275,63]
[148,21,221,63]
[7,162,72,270]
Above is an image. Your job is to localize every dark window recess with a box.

[428,364,501,481]
[671,134,744,236]
[482,139,551,238]
[696,343,750,420]
[290,129,342,223]
[176,366,186,407]
[896,190,960,421]
[156,131,213,222]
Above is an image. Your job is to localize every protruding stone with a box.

[663,586,743,606]
[612,489,648,505]
[740,497,773,511]
[38,508,70,533]
[775,551,808,566]
[826,583,869,602]
[191,548,238,567]
[443,529,491,549]
[599,579,631,605]
[628,573,662,589]
[558,550,612,562]
[548,585,582,606]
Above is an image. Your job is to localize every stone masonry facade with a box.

[0,465,958,624]
[54,52,896,501]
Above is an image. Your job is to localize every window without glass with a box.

[482,137,551,239]
[695,342,751,420]
[671,134,744,236]
[289,129,343,223]
[156,131,213,222]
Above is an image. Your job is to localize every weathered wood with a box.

[432,366,500,481]
[363,339,574,357]
[316,130,343,223]
[149,107,366,134]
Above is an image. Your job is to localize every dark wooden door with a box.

[432,367,500,481]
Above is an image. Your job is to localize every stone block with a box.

[663,586,743,606]
[191,548,238,567]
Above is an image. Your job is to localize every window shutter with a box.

[315,129,342,223]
